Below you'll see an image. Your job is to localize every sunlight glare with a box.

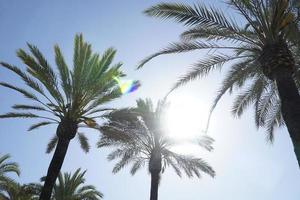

[165,95,209,140]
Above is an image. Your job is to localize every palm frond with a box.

[181,26,257,44]
[170,54,242,92]
[12,104,47,111]
[265,101,283,142]
[231,75,265,117]
[144,2,239,30]
[28,121,54,131]
[0,112,40,119]
[111,149,136,174]
[17,46,63,105]
[0,62,46,98]
[46,135,58,153]
[54,45,72,101]
[197,135,214,151]
[167,150,215,178]
[137,41,242,69]
[0,154,20,176]
[0,82,39,102]
[255,83,277,127]
[130,158,145,175]
[77,133,90,153]
[207,60,258,127]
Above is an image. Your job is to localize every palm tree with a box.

[1,169,102,200]
[0,154,20,198]
[98,98,215,200]
[51,169,103,200]
[138,1,300,167]
[1,182,41,200]
[0,34,138,199]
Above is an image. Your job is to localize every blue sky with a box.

[1,0,300,199]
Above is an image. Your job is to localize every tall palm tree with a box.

[138,0,300,167]
[0,154,20,198]
[51,169,103,200]
[0,34,138,199]
[98,98,215,200]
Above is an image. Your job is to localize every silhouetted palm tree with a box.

[0,34,138,199]
[0,154,20,198]
[98,98,215,200]
[139,0,300,167]
[51,169,103,200]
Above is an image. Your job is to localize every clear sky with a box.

[1,0,300,200]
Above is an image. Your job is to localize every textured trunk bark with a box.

[39,119,77,200]
[274,67,300,167]
[39,138,70,200]
[150,171,160,200]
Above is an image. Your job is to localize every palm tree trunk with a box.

[39,138,70,200]
[274,67,300,167]
[150,171,160,200]
[260,41,300,168]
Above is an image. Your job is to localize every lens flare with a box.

[114,77,140,94]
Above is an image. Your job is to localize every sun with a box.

[165,95,209,141]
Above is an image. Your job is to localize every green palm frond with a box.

[54,45,72,102]
[77,133,90,153]
[0,82,39,102]
[28,121,54,131]
[0,62,46,98]
[170,54,243,92]
[12,104,43,110]
[138,41,245,69]
[52,169,103,199]
[46,135,58,154]
[144,2,239,31]
[1,181,42,200]
[0,112,42,119]
[0,154,20,198]
[0,154,20,176]
[17,46,63,105]
[180,25,257,44]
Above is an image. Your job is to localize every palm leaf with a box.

[28,121,54,131]
[77,133,90,153]
[46,135,58,154]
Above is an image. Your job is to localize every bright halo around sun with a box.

[165,95,209,141]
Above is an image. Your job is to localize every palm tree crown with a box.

[1,182,40,200]
[98,98,215,199]
[0,34,132,152]
[139,0,300,141]
[0,34,138,199]
[0,154,20,199]
[51,169,103,200]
